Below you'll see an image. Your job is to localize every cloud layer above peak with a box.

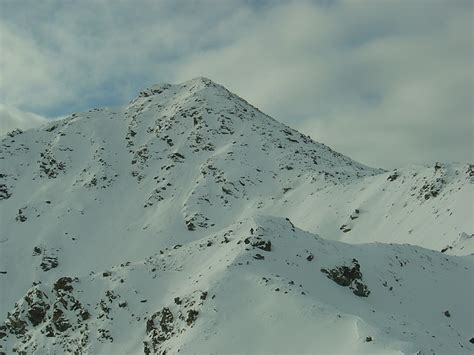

[0,105,47,135]
[0,0,472,168]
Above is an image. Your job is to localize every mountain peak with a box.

[1,78,472,355]
[133,77,225,103]
[185,76,217,85]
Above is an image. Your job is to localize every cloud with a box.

[0,104,47,135]
[0,0,472,168]
[0,0,250,115]
[174,0,474,168]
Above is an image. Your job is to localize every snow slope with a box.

[1,217,473,354]
[1,77,473,354]
[279,162,474,254]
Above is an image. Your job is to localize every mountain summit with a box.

[1,78,473,354]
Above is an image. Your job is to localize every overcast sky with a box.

[0,0,472,168]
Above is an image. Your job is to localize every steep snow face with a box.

[1,217,473,354]
[277,162,474,255]
[0,77,473,354]
[0,78,379,315]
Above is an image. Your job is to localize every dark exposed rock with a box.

[5,312,28,336]
[466,164,474,181]
[53,277,74,294]
[441,246,452,253]
[145,307,175,353]
[339,224,351,233]
[23,289,49,319]
[39,150,66,178]
[387,171,399,182]
[169,152,185,162]
[45,324,55,337]
[185,213,210,230]
[0,184,11,200]
[0,325,7,339]
[244,237,272,252]
[321,259,370,297]
[0,277,91,352]
[352,280,371,297]
[16,214,27,222]
[80,309,90,320]
[253,240,271,252]
[41,256,58,271]
[186,221,196,231]
[7,128,23,137]
[186,310,198,326]
[52,308,71,332]
[418,176,445,201]
[98,328,113,342]
[16,208,27,222]
[222,186,233,195]
[350,209,360,220]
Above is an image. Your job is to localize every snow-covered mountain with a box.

[1,77,473,354]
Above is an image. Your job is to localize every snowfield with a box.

[1,78,473,354]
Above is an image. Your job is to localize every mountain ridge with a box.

[0,78,472,354]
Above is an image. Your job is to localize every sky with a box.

[0,0,472,169]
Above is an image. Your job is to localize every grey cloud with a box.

[174,0,473,168]
[0,0,251,113]
[0,0,472,168]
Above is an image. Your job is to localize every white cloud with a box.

[0,0,249,113]
[173,1,474,168]
[0,104,47,135]
[0,0,472,168]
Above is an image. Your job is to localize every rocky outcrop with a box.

[321,259,371,297]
